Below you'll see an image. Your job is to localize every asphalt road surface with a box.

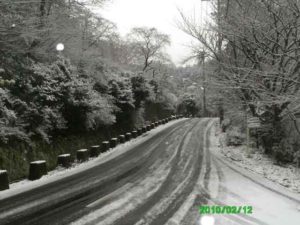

[0,118,300,225]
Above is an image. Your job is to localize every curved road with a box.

[0,118,300,225]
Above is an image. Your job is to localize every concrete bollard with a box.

[110,138,118,148]
[119,135,125,143]
[90,145,101,157]
[146,125,151,131]
[125,133,132,141]
[29,160,47,181]
[137,128,143,135]
[57,154,72,168]
[155,122,159,127]
[132,130,138,138]
[77,149,89,162]
[101,141,110,152]
[142,126,147,133]
[0,170,9,191]
[151,123,155,129]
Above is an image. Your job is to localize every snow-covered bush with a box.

[0,56,118,144]
[64,81,116,131]
[273,138,295,164]
[226,126,246,146]
[221,118,231,132]
[131,76,151,108]
[177,94,200,117]
[0,88,29,143]
[50,57,117,132]
[108,77,135,111]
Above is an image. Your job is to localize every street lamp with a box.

[56,43,64,52]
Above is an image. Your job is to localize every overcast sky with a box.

[93,0,212,66]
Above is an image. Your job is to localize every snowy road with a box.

[0,118,300,225]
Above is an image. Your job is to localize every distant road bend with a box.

[1,118,300,225]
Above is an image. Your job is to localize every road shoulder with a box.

[209,121,300,204]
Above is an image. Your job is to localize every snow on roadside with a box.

[0,119,187,200]
[213,124,300,194]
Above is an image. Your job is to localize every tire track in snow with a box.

[135,119,210,225]
[0,120,191,225]
[108,119,207,225]
[166,118,216,225]
[68,120,197,225]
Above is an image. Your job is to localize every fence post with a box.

[90,145,101,157]
[110,138,118,148]
[125,133,132,141]
[29,161,47,181]
[119,135,125,143]
[142,126,147,133]
[132,131,138,138]
[101,141,110,152]
[0,170,9,190]
[57,154,72,168]
[77,149,89,162]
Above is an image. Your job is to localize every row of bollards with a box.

[0,115,184,191]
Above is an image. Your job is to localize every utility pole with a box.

[216,0,224,124]
[199,0,221,118]
[217,0,222,53]
[198,51,207,117]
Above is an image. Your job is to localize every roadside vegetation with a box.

[0,0,207,181]
[178,0,300,166]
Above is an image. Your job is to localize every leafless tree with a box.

[127,27,171,72]
[178,0,300,150]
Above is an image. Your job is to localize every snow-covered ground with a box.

[207,122,300,225]
[0,119,187,200]
[215,126,300,194]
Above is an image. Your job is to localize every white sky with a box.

[93,0,212,65]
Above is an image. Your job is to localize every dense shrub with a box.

[221,118,231,132]
[108,76,135,130]
[177,94,200,116]
[272,138,297,164]
[1,57,117,143]
[131,76,151,108]
[0,86,30,143]
[225,126,246,146]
